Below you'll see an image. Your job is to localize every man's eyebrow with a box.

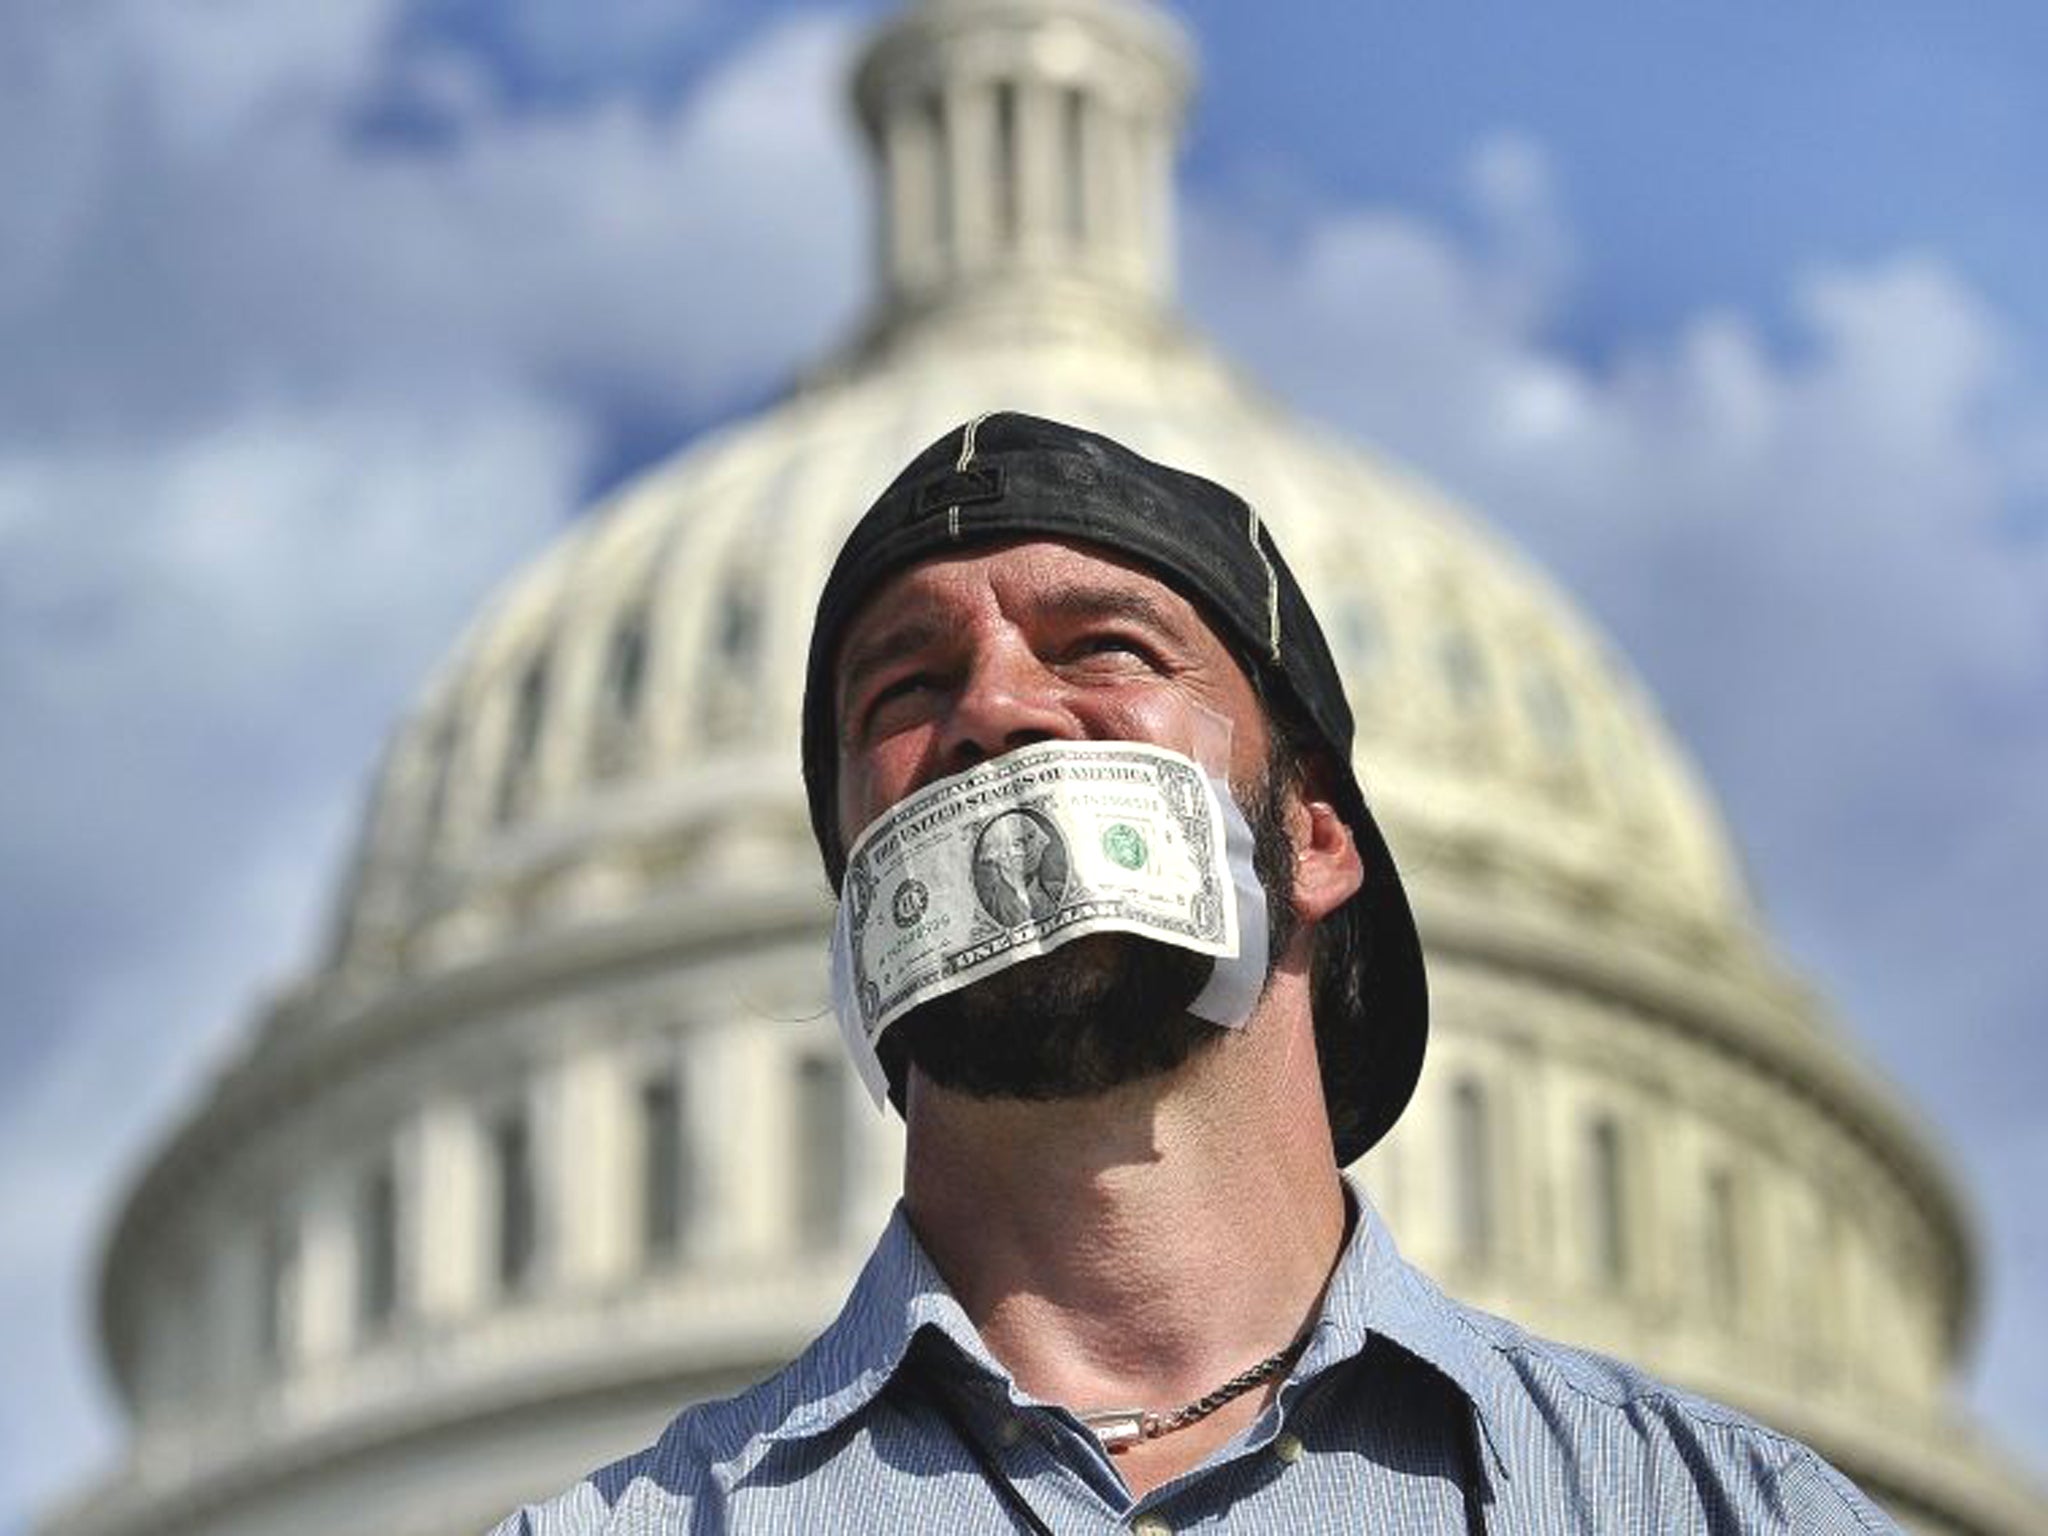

[837,617,944,712]
[1038,584,1193,641]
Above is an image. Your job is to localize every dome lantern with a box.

[851,0,1193,336]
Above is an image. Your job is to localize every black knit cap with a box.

[800,411,1427,1164]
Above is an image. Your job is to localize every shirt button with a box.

[1132,1516,1172,1536]
[1273,1432,1305,1464]
[996,1416,1024,1448]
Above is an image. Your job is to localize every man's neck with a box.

[900,982,1346,1493]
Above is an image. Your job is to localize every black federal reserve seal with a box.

[891,878,930,928]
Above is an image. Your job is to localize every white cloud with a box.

[0,398,584,1520]
[1187,139,2048,1466]
[0,4,866,433]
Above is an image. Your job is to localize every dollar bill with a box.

[832,741,1241,1051]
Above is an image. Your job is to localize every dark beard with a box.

[882,752,1301,1103]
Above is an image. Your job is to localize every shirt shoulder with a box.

[482,1356,834,1535]
[1440,1299,1898,1532]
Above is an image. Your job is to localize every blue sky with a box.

[4,0,2045,1528]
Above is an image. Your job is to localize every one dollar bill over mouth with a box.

[829,741,1244,1098]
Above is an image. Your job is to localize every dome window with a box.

[718,585,760,667]
[420,709,461,848]
[926,91,953,260]
[490,1102,539,1295]
[992,78,1020,250]
[1437,625,1490,713]
[701,580,766,741]
[592,608,650,778]
[1523,669,1577,756]
[606,607,650,723]
[1062,87,1087,242]
[495,655,550,823]
[1587,1114,1630,1291]
[1705,1165,1744,1319]
[1338,597,1383,676]
[1450,1078,1495,1269]
[355,1155,401,1336]
[640,1066,696,1265]
[256,1213,299,1372]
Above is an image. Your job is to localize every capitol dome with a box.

[50,2,2047,1534]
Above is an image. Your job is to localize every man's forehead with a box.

[830,536,1215,666]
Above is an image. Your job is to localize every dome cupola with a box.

[852,0,1192,338]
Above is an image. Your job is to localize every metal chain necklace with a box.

[1076,1336,1306,1452]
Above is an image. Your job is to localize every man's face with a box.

[833,540,1270,839]
[831,539,1294,1102]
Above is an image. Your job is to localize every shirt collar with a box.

[763,1181,1511,1478]
[1307,1182,1513,1479]
[758,1203,1001,1443]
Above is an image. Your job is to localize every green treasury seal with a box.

[1102,823,1147,871]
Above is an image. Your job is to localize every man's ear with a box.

[1291,754,1364,925]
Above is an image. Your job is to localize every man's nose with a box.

[935,638,1073,772]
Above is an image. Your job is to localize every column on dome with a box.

[1076,92,1118,275]
[1401,1066,1457,1265]
[254,1201,304,1380]
[1518,1018,1571,1288]
[1136,108,1174,291]
[1835,1201,1875,1391]
[1448,1074,1495,1270]
[1896,1243,1944,1400]
[943,79,997,273]
[1814,1194,1856,1383]
[1869,1214,1934,1400]
[1496,1034,1542,1281]
[413,1094,487,1319]
[1014,76,1062,261]
[793,1049,852,1251]
[554,1040,636,1288]
[213,1220,266,1401]
[295,1167,356,1370]
[709,1020,787,1261]
[881,99,941,294]
[1743,1148,1793,1367]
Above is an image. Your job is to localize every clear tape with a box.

[1175,699,1270,1032]
[1185,782,1268,1029]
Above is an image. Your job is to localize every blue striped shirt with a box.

[490,1191,1895,1533]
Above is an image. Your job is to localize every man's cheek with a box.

[835,764,875,858]
[837,740,921,843]
[1108,690,1246,781]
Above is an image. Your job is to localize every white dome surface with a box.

[335,323,1748,993]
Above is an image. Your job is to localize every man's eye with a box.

[1070,634,1155,664]
[865,673,937,721]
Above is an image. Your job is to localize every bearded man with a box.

[492,413,1895,1534]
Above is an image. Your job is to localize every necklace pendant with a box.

[1077,1408,1149,1452]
